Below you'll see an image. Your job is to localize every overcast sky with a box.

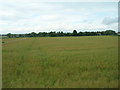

[0,0,118,34]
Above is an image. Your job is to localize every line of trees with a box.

[5,30,117,38]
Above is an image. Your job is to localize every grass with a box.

[2,36,118,88]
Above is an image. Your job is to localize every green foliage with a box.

[72,30,78,36]
[7,33,12,38]
[4,30,117,38]
[104,30,117,35]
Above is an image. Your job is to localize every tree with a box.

[66,32,71,36]
[7,33,12,38]
[78,32,83,36]
[104,30,117,35]
[59,31,65,36]
[38,32,42,37]
[72,30,78,36]
[49,31,56,37]
[5,30,117,38]
[30,32,37,37]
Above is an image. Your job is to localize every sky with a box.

[0,0,118,34]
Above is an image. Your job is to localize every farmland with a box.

[2,36,118,88]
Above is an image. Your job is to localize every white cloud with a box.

[102,17,118,25]
[1,22,117,34]
[0,1,118,34]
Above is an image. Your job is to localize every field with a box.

[2,36,118,88]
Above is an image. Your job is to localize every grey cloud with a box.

[102,17,118,25]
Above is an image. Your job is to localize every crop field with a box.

[2,36,118,88]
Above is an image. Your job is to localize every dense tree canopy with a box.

[73,30,78,36]
[3,30,117,38]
